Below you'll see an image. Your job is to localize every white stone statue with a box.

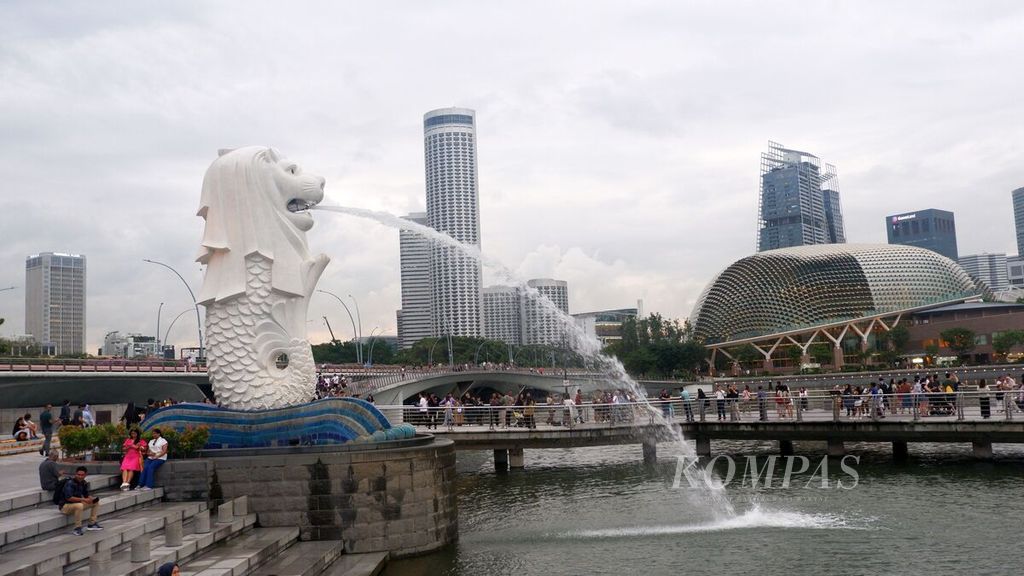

[196,146,329,410]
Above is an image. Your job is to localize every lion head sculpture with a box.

[196,146,327,305]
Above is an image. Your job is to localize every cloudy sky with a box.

[1,1,1022,353]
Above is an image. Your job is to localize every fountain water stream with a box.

[315,204,736,517]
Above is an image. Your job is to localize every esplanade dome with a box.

[691,244,980,344]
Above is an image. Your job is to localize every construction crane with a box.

[322,316,339,343]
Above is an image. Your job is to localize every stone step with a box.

[64,512,258,576]
[0,439,47,458]
[320,553,389,576]
[249,540,345,576]
[0,487,163,552]
[0,474,119,518]
[0,501,207,576]
[178,527,298,576]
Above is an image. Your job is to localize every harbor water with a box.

[385,441,1024,576]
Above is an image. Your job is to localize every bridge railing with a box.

[370,389,1024,429]
[340,366,602,394]
[0,358,206,373]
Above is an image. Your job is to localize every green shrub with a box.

[57,427,90,457]
[142,426,210,458]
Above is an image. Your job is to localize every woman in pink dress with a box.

[120,429,146,490]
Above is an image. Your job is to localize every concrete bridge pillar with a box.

[972,441,993,459]
[762,358,774,372]
[695,436,711,457]
[826,439,845,457]
[493,449,509,472]
[892,441,909,462]
[642,438,657,465]
[778,440,795,456]
[509,447,525,469]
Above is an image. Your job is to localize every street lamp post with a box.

[367,327,382,366]
[156,302,164,355]
[316,290,359,364]
[447,333,454,367]
[143,259,203,360]
[428,337,441,367]
[163,308,194,347]
[474,341,488,366]
[348,294,363,365]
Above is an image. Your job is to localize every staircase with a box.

[0,476,388,576]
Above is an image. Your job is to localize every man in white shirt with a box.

[418,393,429,426]
[137,428,168,490]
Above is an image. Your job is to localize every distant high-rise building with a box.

[573,307,639,346]
[102,331,159,358]
[396,212,432,349]
[424,107,482,337]
[757,141,845,252]
[1013,187,1024,256]
[1007,255,1024,288]
[25,252,86,355]
[958,253,1009,292]
[482,285,522,345]
[885,209,959,261]
[523,279,569,346]
[821,189,846,244]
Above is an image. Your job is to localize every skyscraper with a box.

[396,212,432,349]
[424,108,482,337]
[885,209,959,261]
[482,285,522,345]
[958,253,1009,292]
[25,252,86,355]
[757,141,845,252]
[1013,187,1024,256]
[522,279,569,346]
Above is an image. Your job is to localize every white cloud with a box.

[1,1,1023,353]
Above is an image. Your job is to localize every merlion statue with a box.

[196,146,329,410]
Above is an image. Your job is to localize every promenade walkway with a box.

[379,391,1024,468]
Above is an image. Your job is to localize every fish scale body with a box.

[205,255,315,409]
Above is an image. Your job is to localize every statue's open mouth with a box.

[287,199,318,213]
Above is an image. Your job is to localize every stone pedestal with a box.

[89,545,111,576]
[130,536,150,563]
[165,519,183,547]
[189,437,457,558]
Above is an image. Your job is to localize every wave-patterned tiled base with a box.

[141,398,416,448]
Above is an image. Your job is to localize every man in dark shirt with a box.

[59,400,71,426]
[39,404,54,455]
[38,450,65,490]
[61,466,102,535]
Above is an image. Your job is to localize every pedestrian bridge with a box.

[349,368,614,404]
[375,393,1024,469]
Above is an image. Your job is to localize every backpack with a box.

[53,477,70,508]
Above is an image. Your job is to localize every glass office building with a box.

[885,208,958,261]
[756,141,845,252]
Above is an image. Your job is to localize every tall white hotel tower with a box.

[424,108,482,337]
